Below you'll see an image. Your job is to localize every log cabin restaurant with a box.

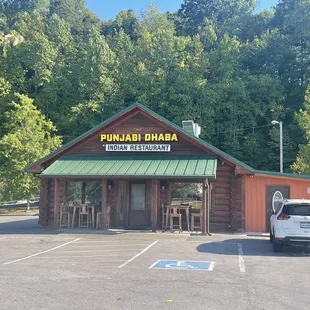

[25,103,310,233]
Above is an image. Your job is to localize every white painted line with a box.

[209,261,215,271]
[118,240,158,268]
[0,237,6,240]
[238,243,246,273]
[3,238,80,265]
[35,254,136,258]
[149,259,160,269]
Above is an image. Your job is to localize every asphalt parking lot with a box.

[1,216,310,310]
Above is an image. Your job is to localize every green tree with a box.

[0,94,62,208]
[178,0,256,38]
[102,9,138,40]
[291,86,310,173]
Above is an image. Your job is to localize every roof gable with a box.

[25,102,255,174]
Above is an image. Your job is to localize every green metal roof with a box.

[255,170,310,180]
[25,102,254,174]
[40,155,217,179]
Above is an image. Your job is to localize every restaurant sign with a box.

[100,133,177,152]
[104,144,170,152]
[100,133,178,142]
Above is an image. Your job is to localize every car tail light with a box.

[277,213,291,220]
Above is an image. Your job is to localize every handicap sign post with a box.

[150,260,215,271]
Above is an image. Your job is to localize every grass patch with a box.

[0,207,39,215]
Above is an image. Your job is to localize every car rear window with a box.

[282,204,310,216]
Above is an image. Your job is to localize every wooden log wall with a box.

[146,180,152,227]
[151,180,159,231]
[210,164,233,232]
[158,185,168,230]
[39,179,49,226]
[47,179,55,226]
[67,113,206,156]
[44,178,65,227]
[230,175,245,232]
[107,180,115,227]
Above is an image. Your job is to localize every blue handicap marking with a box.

[150,260,214,271]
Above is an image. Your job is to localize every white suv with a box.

[269,199,310,252]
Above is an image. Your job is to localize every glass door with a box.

[129,183,148,227]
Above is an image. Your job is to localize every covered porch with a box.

[39,154,217,233]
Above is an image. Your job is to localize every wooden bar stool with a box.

[161,204,169,231]
[170,206,182,233]
[191,209,202,232]
[59,203,71,228]
[79,204,90,228]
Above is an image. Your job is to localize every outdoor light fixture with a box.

[107,181,113,190]
[160,181,168,191]
[271,120,283,173]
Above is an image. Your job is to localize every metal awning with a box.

[40,155,217,179]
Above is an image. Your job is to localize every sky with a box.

[86,0,279,21]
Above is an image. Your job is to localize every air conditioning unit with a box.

[182,120,201,138]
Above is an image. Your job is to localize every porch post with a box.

[202,179,207,234]
[53,178,60,229]
[151,179,159,232]
[101,179,107,229]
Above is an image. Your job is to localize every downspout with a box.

[206,181,212,236]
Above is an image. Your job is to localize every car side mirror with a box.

[267,209,274,215]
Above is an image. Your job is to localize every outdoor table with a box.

[165,205,191,232]
[70,204,95,228]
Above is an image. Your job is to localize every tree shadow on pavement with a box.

[196,238,310,257]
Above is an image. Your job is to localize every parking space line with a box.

[3,238,80,265]
[58,249,147,252]
[209,262,215,271]
[35,254,137,258]
[118,240,158,268]
[237,243,246,273]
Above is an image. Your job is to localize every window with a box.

[66,181,102,206]
[282,204,310,216]
[170,182,202,208]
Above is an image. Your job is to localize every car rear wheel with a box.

[269,230,273,243]
[272,233,283,252]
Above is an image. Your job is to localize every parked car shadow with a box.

[196,238,310,257]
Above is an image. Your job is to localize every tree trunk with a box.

[26,196,31,212]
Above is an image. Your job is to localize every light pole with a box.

[271,120,283,173]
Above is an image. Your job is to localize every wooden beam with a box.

[167,181,171,205]
[81,182,86,203]
[53,178,59,229]
[151,179,159,232]
[202,179,207,234]
[101,179,107,229]
[241,176,246,232]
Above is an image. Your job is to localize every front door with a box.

[129,183,148,228]
[266,185,290,232]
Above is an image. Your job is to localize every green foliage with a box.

[0,94,62,201]
[178,0,256,38]
[0,0,310,177]
[292,86,310,173]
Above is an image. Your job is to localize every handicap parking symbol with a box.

[150,260,215,271]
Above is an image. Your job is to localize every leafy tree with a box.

[0,94,62,207]
[177,0,256,38]
[292,86,310,173]
[102,9,138,40]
